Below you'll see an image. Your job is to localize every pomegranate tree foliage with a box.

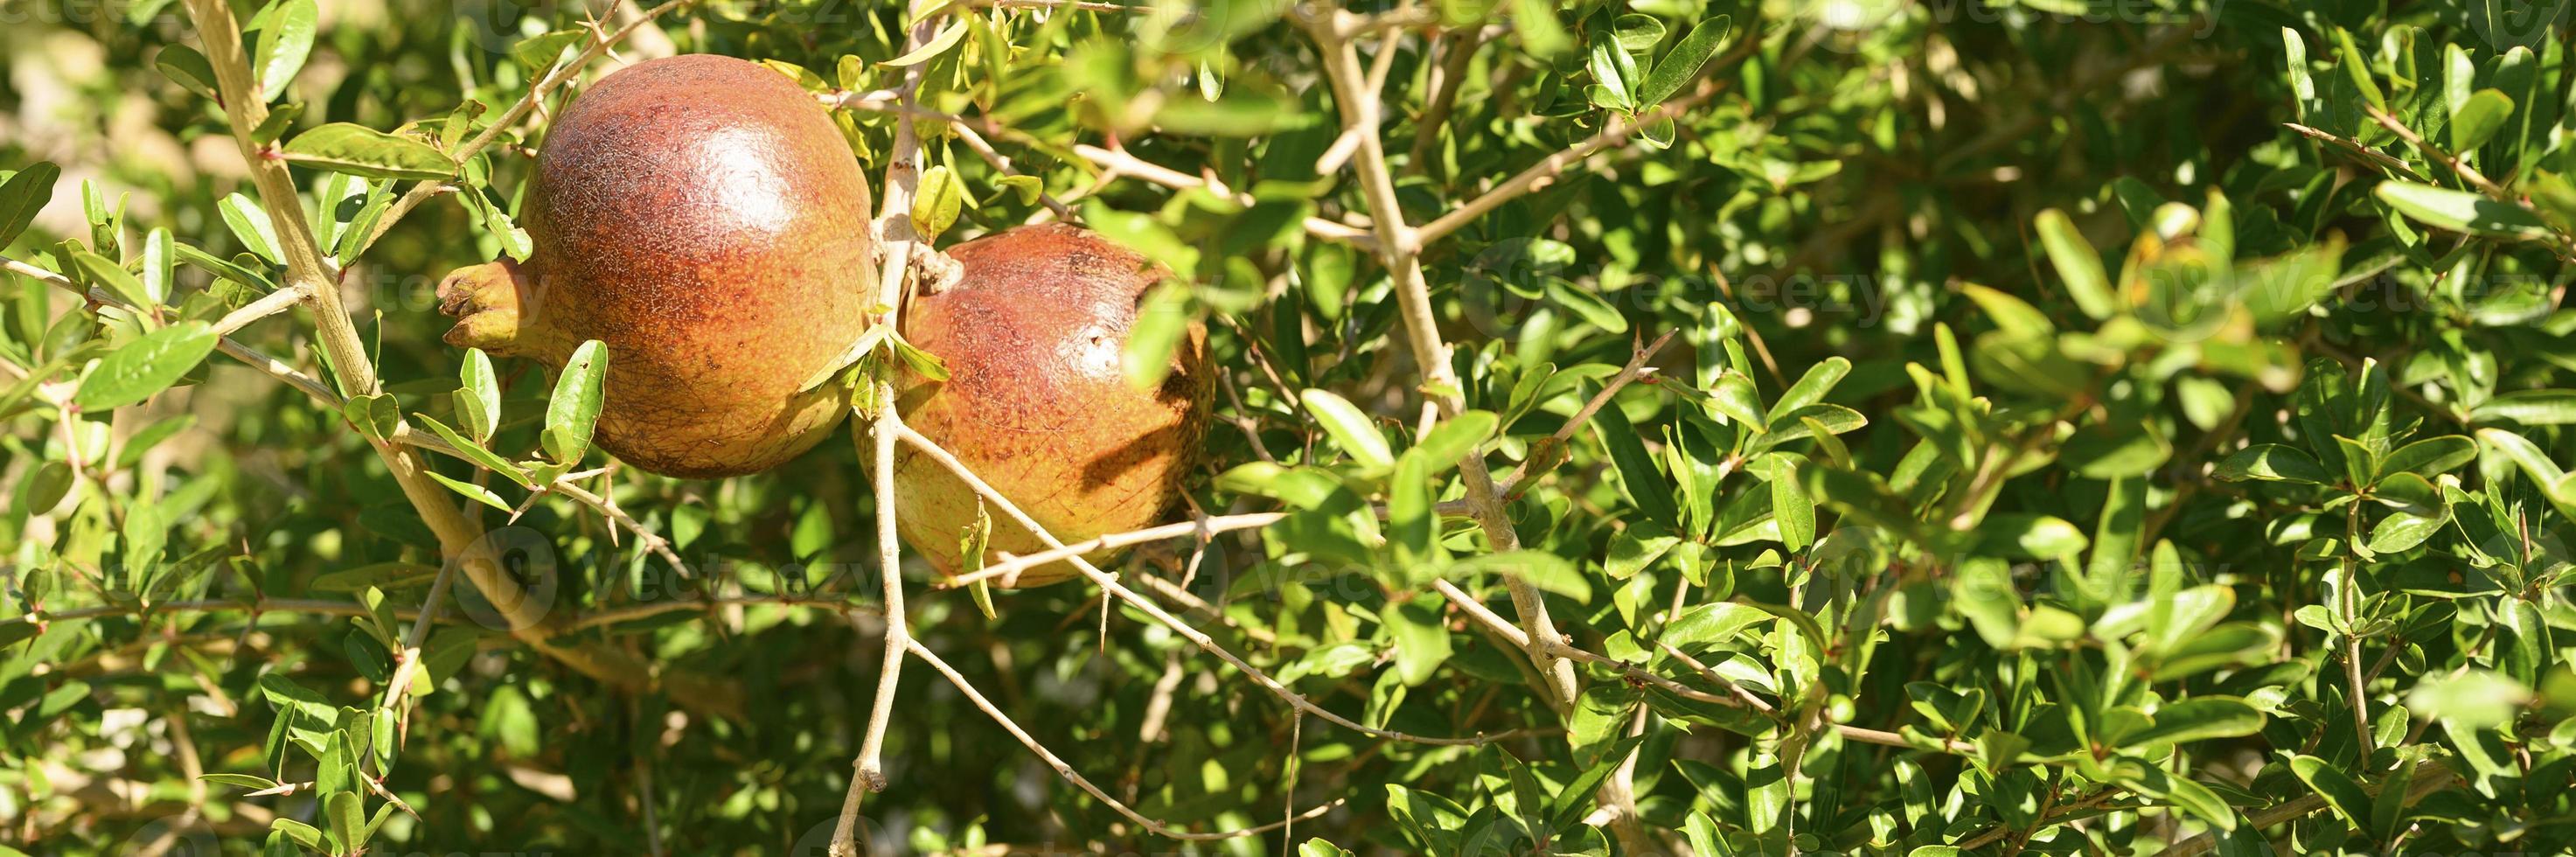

[4,0,2576,853]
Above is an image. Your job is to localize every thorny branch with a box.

[831,8,942,854]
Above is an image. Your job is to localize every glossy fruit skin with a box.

[890,224,1212,586]
[437,54,874,477]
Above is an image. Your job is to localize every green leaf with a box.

[2120,697,2266,748]
[141,227,174,303]
[73,322,218,410]
[282,123,456,181]
[542,340,608,464]
[2405,669,2531,728]
[1611,14,1666,52]
[1383,598,1452,685]
[199,772,282,790]
[456,347,500,442]
[249,101,302,145]
[1635,15,1730,108]
[1410,410,1498,470]
[2471,389,2576,425]
[1447,551,1591,603]
[1974,513,2088,561]
[218,192,282,265]
[2330,26,2385,110]
[309,561,439,593]
[2213,443,2335,484]
[72,251,153,312]
[2287,754,2375,828]
[758,59,826,91]
[325,791,364,853]
[880,19,969,66]
[425,469,512,512]
[1593,399,1681,529]
[910,164,967,240]
[2450,87,2515,152]
[2475,428,2571,509]
[2034,209,2115,320]
[2373,181,2551,240]
[1755,454,1813,552]
[1769,359,1848,423]
[1961,282,2057,338]
[2380,435,2475,476]
[1508,0,1570,57]
[512,30,587,71]
[1300,388,1394,470]
[1298,840,1356,857]
[1546,734,1647,833]
[411,413,530,486]
[341,393,399,442]
[0,161,59,248]
[155,45,221,101]
[253,0,319,103]
[1709,372,1765,427]
[270,818,324,850]
[1546,279,1627,332]
[1120,285,1187,392]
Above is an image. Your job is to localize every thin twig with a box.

[1414,78,1727,247]
[1069,143,1378,246]
[904,638,1344,840]
[941,512,1287,589]
[210,282,309,336]
[1496,330,1675,493]
[572,593,882,631]
[2364,105,2503,196]
[897,424,1528,746]
[2280,122,2428,182]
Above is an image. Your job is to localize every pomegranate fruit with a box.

[888,224,1213,586]
[436,54,874,477]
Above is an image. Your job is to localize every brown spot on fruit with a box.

[436,54,874,477]
[887,224,1212,586]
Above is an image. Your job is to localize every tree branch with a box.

[182,0,650,692]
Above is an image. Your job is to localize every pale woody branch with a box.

[832,10,943,853]
[181,0,655,692]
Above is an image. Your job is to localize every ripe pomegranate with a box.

[888,224,1213,586]
[437,54,874,477]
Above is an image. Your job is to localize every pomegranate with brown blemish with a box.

[888,224,1213,587]
[436,53,874,477]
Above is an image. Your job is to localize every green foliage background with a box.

[3,0,2576,854]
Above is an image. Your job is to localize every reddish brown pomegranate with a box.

[888,224,1213,586]
[437,54,874,477]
